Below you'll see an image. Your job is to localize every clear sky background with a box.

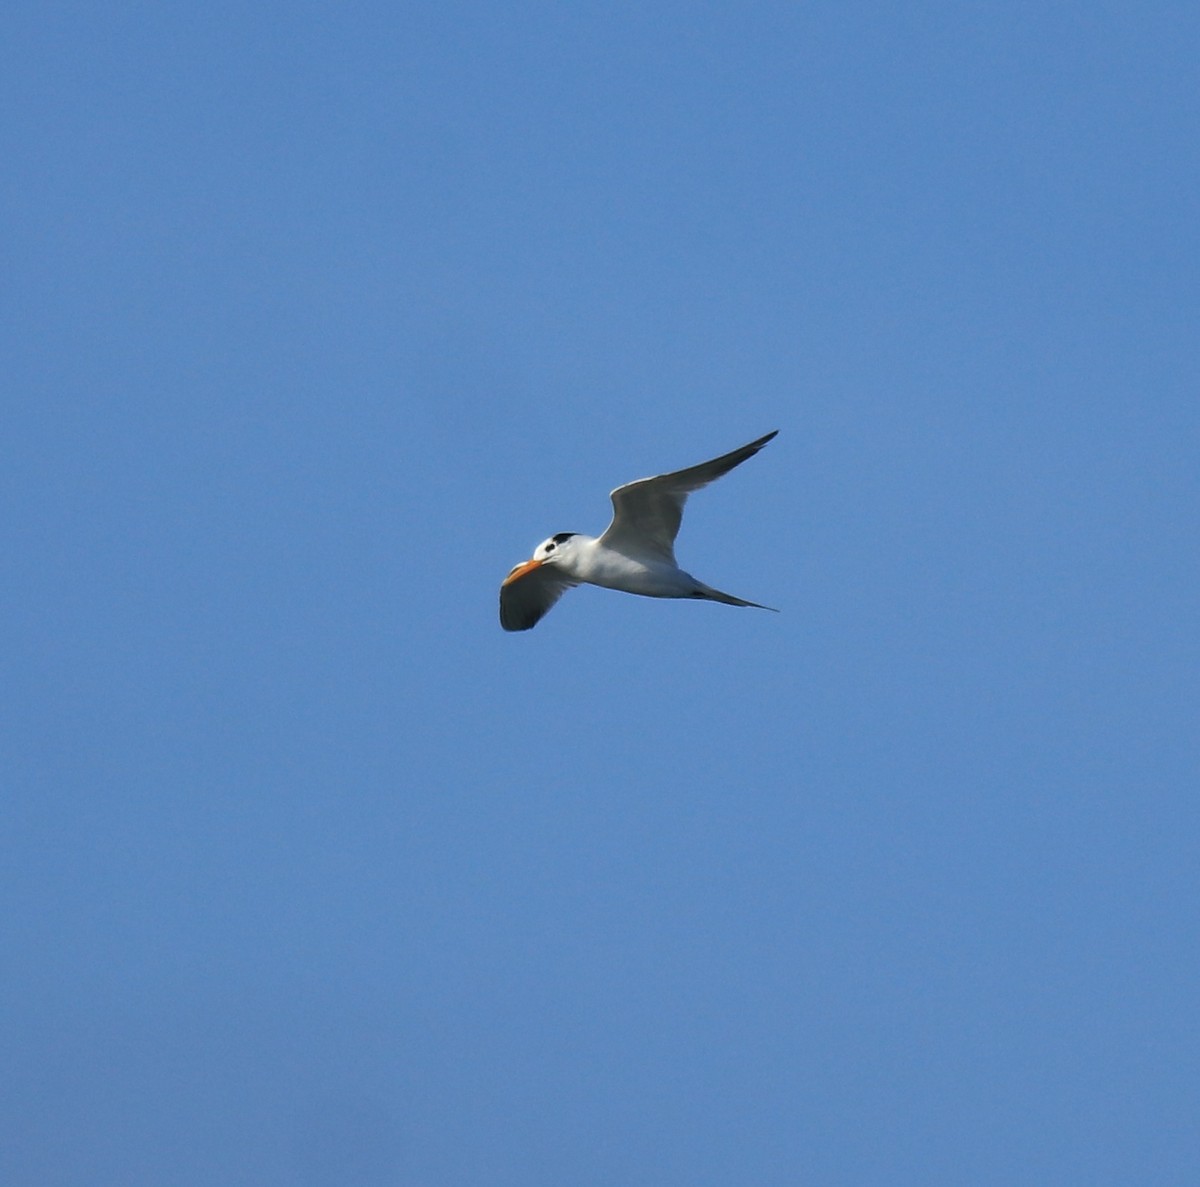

[3,3,1198,1184]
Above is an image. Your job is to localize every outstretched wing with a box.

[598,430,778,563]
[499,559,579,632]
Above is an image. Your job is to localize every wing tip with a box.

[499,558,566,631]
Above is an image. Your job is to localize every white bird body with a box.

[566,538,692,595]
[500,431,779,631]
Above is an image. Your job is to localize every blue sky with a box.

[3,3,1198,1183]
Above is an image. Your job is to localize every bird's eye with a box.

[545,542,556,552]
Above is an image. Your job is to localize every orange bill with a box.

[502,558,543,586]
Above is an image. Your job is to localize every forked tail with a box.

[694,582,779,613]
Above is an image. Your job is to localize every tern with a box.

[500,430,779,631]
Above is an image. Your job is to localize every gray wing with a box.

[499,561,579,631]
[597,430,778,563]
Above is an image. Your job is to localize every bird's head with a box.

[502,532,578,585]
[534,532,578,562]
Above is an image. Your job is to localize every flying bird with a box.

[500,430,779,631]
